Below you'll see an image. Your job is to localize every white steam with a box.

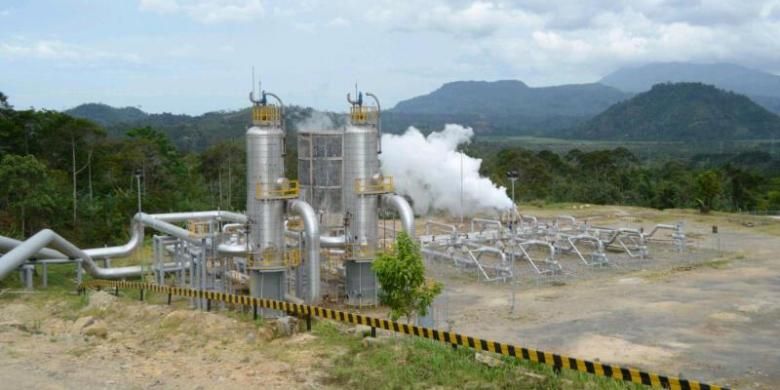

[380,124,513,216]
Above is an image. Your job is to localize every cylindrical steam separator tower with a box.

[343,91,392,306]
[246,90,297,315]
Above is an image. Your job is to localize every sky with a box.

[2,0,780,114]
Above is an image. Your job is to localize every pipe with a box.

[149,210,246,223]
[471,218,502,233]
[0,235,66,259]
[381,193,415,236]
[425,220,457,235]
[365,92,381,154]
[287,199,321,303]
[217,243,246,256]
[0,229,147,280]
[222,223,244,233]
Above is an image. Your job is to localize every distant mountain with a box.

[386,80,630,135]
[601,62,780,113]
[66,103,148,126]
[65,104,341,151]
[573,82,780,140]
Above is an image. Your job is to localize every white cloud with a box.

[0,9,10,17]
[351,0,780,84]
[0,40,142,64]
[139,0,264,23]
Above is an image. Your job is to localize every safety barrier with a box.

[78,279,729,390]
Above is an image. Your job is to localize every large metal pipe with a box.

[287,199,321,303]
[0,236,66,259]
[0,229,152,280]
[381,193,415,236]
[150,210,247,223]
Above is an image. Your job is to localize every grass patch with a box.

[311,322,640,389]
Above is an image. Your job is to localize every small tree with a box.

[373,232,442,322]
[695,170,721,213]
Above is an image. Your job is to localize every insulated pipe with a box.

[217,243,247,255]
[0,229,155,280]
[222,223,244,233]
[381,193,415,236]
[287,199,321,303]
[84,220,143,258]
[0,236,66,259]
[471,218,502,233]
[646,224,677,238]
[425,220,457,235]
[365,92,381,154]
[286,230,347,248]
[150,211,247,223]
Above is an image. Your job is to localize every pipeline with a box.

[381,193,415,236]
[471,218,502,233]
[0,210,249,281]
[287,199,321,303]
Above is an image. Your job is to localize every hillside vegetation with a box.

[385,80,629,135]
[601,62,780,114]
[574,83,780,140]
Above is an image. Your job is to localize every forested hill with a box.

[573,83,780,140]
[66,104,342,151]
[383,80,629,135]
[600,62,780,114]
[66,103,148,126]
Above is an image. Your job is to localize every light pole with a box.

[506,170,519,224]
[460,149,464,225]
[135,168,143,213]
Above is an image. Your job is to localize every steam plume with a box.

[380,124,513,216]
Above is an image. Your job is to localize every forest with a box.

[2,91,780,249]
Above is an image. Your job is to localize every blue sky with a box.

[2,0,780,114]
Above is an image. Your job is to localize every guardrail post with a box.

[206,299,211,312]
[114,285,119,296]
[306,314,312,331]
[371,327,376,338]
[139,288,144,301]
[253,303,258,320]
[167,291,172,305]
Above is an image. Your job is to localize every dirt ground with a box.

[0,291,334,389]
[429,205,780,389]
[1,205,777,389]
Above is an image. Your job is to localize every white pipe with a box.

[217,243,246,255]
[0,236,66,259]
[287,199,321,303]
[425,220,457,235]
[0,229,145,280]
[222,223,244,233]
[471,218,502,233]
[382,193,415,236]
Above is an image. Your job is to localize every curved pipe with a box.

[222,223,244,233]
[365,92,381,153]
[471,246,508,265]
[425,220,456,235]
[0,236,66,259]
[0,229,151,280]
[471,218,502,233]
[287,199,321,303]
[381,193,415,236]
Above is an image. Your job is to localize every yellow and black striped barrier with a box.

[79,280,729,390]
